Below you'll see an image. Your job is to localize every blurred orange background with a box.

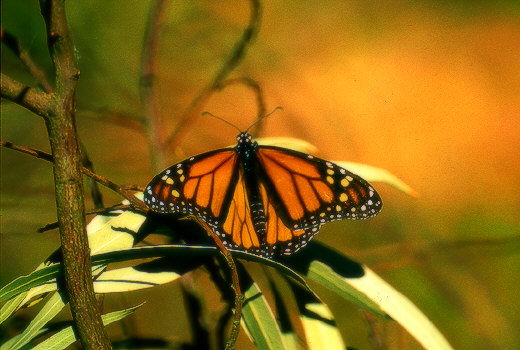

[2,1,519,349]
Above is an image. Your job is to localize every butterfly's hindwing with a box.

[216,171,264,255]
[261,184,320,256]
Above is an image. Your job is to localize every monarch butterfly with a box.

[144,114,382,257]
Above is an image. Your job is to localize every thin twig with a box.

[0,141,149,213]
[163,0,261,151]
[1,27,53,93]
[1,73,54,118]
[219,77,266,136]
[140,0,169,172]
[1,140,53,161]
[81,108,146,134]
[195,219,244,350]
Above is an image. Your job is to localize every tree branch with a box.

[219,77,266,136]
[163,0,261,151]
[1,73,54,118]
[38,0,111,347]
[1,27,53,93]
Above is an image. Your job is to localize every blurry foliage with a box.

[2,0,520,349]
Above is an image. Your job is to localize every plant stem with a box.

[197,219,244,350]
[140,0,169,172]
[1,27,53,93]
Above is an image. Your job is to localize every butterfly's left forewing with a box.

[144,149,238,227]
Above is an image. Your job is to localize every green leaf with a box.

[31,303,144,350]
[0,266,60,303]
[307,261,387,318]
[0,205,145,310]
[307,261,454,349]
[2,291,66,350]
[241,281,288,350]
[0,293,26,325]
[282,243,387,317]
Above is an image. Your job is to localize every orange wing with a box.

[214,180,319,257]
[215,172,263,254]
[144,149,238,228]
[256,146,382,230]
[261,184,320,256]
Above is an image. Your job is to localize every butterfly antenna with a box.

[245,106,283,133]
[201,111,242,133]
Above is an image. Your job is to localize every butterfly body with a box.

[234,133,267,241]
[144,132,382,257]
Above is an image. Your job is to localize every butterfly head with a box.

[237,132,257,147]
[235,132,258,157]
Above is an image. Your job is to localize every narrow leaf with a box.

[3,291,66,350]
[241,282,288,350]
[31,303,143,350]
[307,261,387,317]
[1,245,307,302]
[334,161,419,197]
[94,266,180,293]
[300,303,345,350]
[256,137,318,154]
[0,293,26,325]
[309,261,454,350]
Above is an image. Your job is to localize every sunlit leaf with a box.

[334,161,419,197]
[0,245,308,302]
[300,303,345,350]
[306,261,387,318]
[87,193,146,255]
[251,137,416,196]
[94,266,180,293]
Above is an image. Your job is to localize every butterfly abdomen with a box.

[237,133,268,240]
